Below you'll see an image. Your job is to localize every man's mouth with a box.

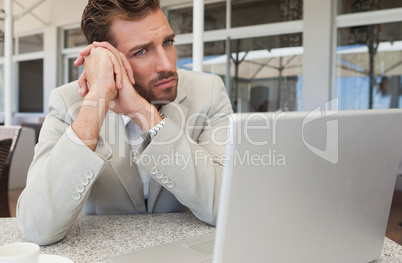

[154,77,177,89]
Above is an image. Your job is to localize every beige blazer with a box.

[17,69,233,245]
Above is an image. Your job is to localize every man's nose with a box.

[155,48,174,73]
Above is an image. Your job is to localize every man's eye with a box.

[163,39,174,46]
[134,49,146,56]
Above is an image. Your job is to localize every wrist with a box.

[84,82,116,107]
[83,92,113,115]
[72,103,106,151]
[128,103,162,132]
[141,114,167,144]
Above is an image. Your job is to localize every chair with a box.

[0,126,21,217]
[250,86,270,112]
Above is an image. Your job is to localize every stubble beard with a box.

[134,71,178,106]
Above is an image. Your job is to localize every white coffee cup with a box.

[0,242,40,263]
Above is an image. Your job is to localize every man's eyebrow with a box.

[127,34,176,54]
[165,33,176,40]
[128,41,153,54]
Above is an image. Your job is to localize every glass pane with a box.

[67,57,84,83]
[176,43,193,70]
[336,22,402,110]
[19,59,43,112]
[176,41,226,73]
[168,2,226,34]
[230,33,303,112]
[19,34,43,54]
[168,6,192,34]
[64,28,87,48]
[203,40,227,78]
[205,2,226,31]
[232,0,303,28]
[337,0,402,15]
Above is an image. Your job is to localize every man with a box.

[17,0,232,245]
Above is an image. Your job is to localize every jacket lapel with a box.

[146,90,188,213]
[106,112,147,213]
[147,178,162,212]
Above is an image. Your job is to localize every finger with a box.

[93,41,123,64]
[105,49,124,90]
[79,43,95,56]
[119,52,135,85]
[74,55,85,67]
[74,44,94,66]
[78,69,89,97]
[93,42,125,89]
[93,42,135,87]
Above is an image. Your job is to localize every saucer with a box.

[39,254,74,263]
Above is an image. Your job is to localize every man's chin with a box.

[150,86,177,106]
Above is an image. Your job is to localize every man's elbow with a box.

[192,208,217,227]
[17,212,65,246]
[18,223,66,246]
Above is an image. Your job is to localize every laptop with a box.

[108,108,402,263]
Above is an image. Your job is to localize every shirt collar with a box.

[121,115,131,126]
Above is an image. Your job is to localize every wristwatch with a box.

[141,114,167,144]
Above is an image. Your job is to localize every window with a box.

[62,27,86,84]
[18,34,43,54]
[66,56,84,83]
[168,1,226,34]
[172,0,303,112]
[0,32,44,114]
[12,33,45,113]
[336,21,402,109]
[176,40,226,73]
[177,33,303,113]
[232,0,303,28]
[18,59,43,112]
[64,28,87,49]
[176,43,193,70]
[337,0,402,15]
[230,34,303,112]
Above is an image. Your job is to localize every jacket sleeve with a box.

[137,75,233,226]
[16,88,112,245]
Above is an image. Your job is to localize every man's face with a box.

[110,9,178,105]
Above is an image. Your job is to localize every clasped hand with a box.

[74,41,147,116]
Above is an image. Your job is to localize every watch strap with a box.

[141,114,167,144]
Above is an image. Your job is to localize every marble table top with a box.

[1,213,401,263]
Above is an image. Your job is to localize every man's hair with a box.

[81,0,160,45]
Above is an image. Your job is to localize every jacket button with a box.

[80,178,89,186]
[156,171,164,179]
[166,181,175,189]
[150,167,158,175]
[76,185,85,193]
[72,192,81,200]
[85,170,94,179]
[161,176,169,184]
